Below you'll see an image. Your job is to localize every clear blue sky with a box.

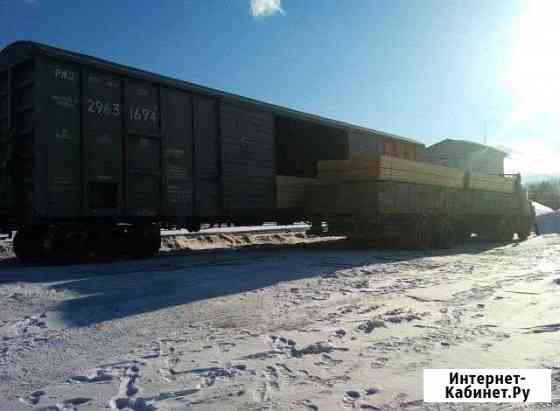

[1,0,558,174]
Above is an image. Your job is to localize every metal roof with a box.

[1,41,423,146]
[427,138,507,156]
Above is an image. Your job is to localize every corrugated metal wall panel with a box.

[161,88,193,217]
[124,80,161,216]
[125,80,159,135]
[128,136,160,172]
[220,103,274,214]
[193,95,220,216]
[11,60,36,222]
[37,57,81,218]
[83,69,123,215]
[127,174,160,216]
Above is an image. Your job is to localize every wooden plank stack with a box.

[277,156,515,213]
[317,155,515,193]
[470,172,515,194]
[317,155,465,188]
[276,175,318,209]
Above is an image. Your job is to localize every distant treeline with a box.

[526,179,560,210]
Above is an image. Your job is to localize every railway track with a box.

[0,224,311,243]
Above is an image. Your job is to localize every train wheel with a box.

[453,223,471,243]
[66,232,89,260]
[40,228,60,260]
[517,227,529,241]
[150,227,162,255]
[186,220,201,233]
[492,218,514,242]
[516,217,531,241]
[13,229,44,262]
[308,217,323,235]
[90,229,119,261]
[41,227,86,261]
[130,224,160,258]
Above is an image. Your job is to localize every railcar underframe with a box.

[315,181,534,249]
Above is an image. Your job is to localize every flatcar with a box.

[309,156,534,248]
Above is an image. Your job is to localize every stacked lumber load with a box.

[276,175,318,209]
[279,157,515,214]
[317,155,465,188]
[469,172,515,194]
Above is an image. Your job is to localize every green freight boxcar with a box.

[0,41,423,261]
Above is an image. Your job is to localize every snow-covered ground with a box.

[0,233,559,410]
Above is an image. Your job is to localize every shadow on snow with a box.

[0,238,510,327]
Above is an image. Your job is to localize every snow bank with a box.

[161,231,329,252]
[532,201,554,216]
[533,201,560,234]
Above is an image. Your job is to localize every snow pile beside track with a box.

[161,231,331,252]
[0,228,330,260]
[533,201,554,216]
